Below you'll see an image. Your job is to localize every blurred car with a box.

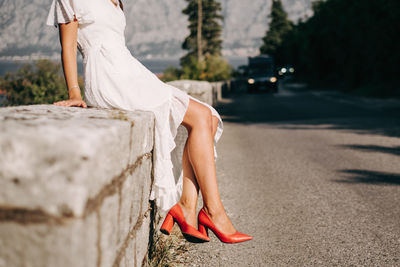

[278,64,295,77]
[246,55,278,93]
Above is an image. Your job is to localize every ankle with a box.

[202,204,225,218]
[178,199,197,213]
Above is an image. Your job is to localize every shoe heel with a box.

[160,213,174,235]
[198,223,208,237]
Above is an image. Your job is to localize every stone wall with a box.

[0,105,155,267]
[167,80,214,106]
[167,80,230,107]
[0,80,226,267]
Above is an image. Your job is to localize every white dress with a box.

[46,0,223,212]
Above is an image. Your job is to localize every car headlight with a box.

[248,78,255,84]
[270,77,277,83]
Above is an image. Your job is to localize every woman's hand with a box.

[53,98,88,108]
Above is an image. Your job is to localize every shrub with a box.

[0,59,84,106]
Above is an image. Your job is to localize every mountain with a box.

[0,0,316,60]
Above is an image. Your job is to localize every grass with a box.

[147,225,191,267]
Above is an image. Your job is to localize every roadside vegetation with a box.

[161,0,233,82]
[2,1,398,105]
[261,0,400,97]
[147,225,190,267]
[0,59,84,106]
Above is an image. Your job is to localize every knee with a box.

[185,105,212,133]
[182,99,213,133]
[196,105,213,131]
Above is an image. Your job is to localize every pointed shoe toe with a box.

[229,231,253,243]
[197,208,253,244]
[160,204,210,243]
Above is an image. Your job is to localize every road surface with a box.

[172,82,400,266]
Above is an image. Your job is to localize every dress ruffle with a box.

[46,0,95,28]
[149,85,223,211]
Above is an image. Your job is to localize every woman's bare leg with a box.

[180,98,236,234]
[178,114,218,226]
[178,139,200,226]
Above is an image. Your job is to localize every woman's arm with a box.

[53,16,87,108]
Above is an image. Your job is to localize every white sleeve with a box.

[46,0,94,28]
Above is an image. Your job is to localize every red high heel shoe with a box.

[198,208,253,243]
[160,203,210,243]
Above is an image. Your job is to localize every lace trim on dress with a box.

[46,0,95,28]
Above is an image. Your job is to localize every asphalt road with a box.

[174,81,400,266]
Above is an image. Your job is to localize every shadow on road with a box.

[218,84,400,187]
[218,84,400,138]
[333,169,400,186]
[339,144,400,157]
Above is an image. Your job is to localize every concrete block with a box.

[211,81,226,105]
[167,80,214,106]
[0,104,156,267]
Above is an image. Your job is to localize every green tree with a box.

[179,53,232,82]
[181,0,224,64]
[275,0,400,97]
[0,59,84,106]
[161,66,183,82]
[176,0,231,81]
[202,55,233,81]
[260,0,292,56]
